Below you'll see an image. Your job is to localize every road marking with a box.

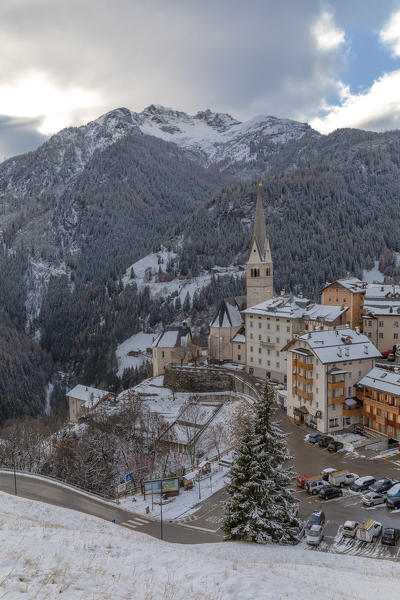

[128,517,149,524]
[122,522,138,529]
[178,522,220,534]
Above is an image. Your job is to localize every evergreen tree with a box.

[223,385,300,544]
[183,291,191,313]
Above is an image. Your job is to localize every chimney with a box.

[337,347,342,357]
[364,344,369,354]
[345,347,349,357]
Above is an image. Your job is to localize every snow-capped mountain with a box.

[132,104,318,166]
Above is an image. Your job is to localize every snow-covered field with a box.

[1,491,399,599]
[115,332,155,376]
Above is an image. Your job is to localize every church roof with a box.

[248,186,270,262]
[210,296,246,328]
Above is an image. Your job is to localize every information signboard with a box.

[117,482,126,495]
[143,477,179,497]
[125,472,132,484]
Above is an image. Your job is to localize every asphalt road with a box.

[0,471,221,544]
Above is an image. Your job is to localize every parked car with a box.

[319,487,343,500]
[308,432,323,444]
[306,524,324,546]
[297,474,321,488]
[342,520,359,538]
[306,479,329,495]
[362,492,386,507]
[327,441,344,453]
[386,496,400,510]
[350,476,376,492]
[381,350,393,359]
[386,482,400,500]
[381,528,400,546]
[369,478,395,494]
[321,468,338,481]
[306,510,325,530]
[342,472,359,486]
[318,436,334,448]
[356,520,382,542]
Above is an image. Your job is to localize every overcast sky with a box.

[2,0,400,159]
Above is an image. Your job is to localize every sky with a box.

[2,0,400,159]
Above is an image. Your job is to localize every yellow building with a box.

[321,278,366,329]
[152,327,200,376]
[358,367,400,438]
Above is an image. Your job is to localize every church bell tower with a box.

[246,183,274,308]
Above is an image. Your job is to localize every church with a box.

[208,183,348,381]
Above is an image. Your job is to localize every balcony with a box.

[293,374,314,386]
[343,402,363,417]
[328,395,345,406]
[260,340,276,348]
[293,359,313,371]
[328,380,345,391]
[292,386,313,401]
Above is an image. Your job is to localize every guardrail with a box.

[0,468,116,503]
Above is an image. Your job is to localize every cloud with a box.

[310,70,400,133]
[0,0,348,143]
[380,10,400,56]
[312,10,345,51]
[0,115,47,160]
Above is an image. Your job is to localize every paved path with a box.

[0,471,221,544]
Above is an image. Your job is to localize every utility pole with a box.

[198,472,201,500]
[160,486,164,541]
[13,452,17,496]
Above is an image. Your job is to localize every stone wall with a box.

[163,365,262,403]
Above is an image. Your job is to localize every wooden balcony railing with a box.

[292,386,313,401]
[292,359,313,371]
[328,380,345,390]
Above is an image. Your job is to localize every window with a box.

[395,333,399,340]
[336,298,339,303]
[348,387,352,396]
[276,362,280,368]
[267,360,271,366]
[258,358,261,365]
[368,332,371,338]
[250,333,253,339]
[267,323,271,330]
[358,370,362,377]
[258,347,262,354]
[379,321,384,327]
[276,337,280,343]
[343,417,351,426]
[331,403,336,411]
[266,267,270,276]
[328,298,332,302]
[276,325,280,331]
[287,326,290,333]
[335,287,339,292]
[343,298,347,303]
[316,388,319,394]
[237,344,241,350]
[250,346,254,352]
[368,320,372,327]
[258,334,262,340]
[258,322,262,329]
[238,354,241,361]
[267,349,271,355]
[316,373,319,379]
[379,332,383,339]
[395,321,399,328]
[329,418,339,427]
[161,351,165,358]
[276,351,279,357]
[250,357,254,362]
[250,321,253,327]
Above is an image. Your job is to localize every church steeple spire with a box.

[246,181,274,308]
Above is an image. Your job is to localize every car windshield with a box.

[344,526,353,531]
[309,530,320,537]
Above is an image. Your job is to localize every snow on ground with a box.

[362,260,384,284]
[120,463,228,519]
[122,246,243,302]
[371,448,400,460]
[115,332,155,376]
[1,492,400,599]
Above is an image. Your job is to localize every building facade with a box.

[246,185,274,308]
[208,296,246,363]
[152,327,200,377]
[362,304,400,353]
[320,278,366,329]
[285,328,381,434]
[358,367,400,438]
[68,385,113,423]
[243,295,348,383]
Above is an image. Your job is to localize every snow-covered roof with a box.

[210,296,245,328]
[321,278,366,294]
[303,303,348,322]
[152,327,192,348]
[243,294,309,319]
[67,385,110,407]
[292,328,381,364]
[232,333,246,343]
[358,367,400,395]
[363,301,400,317]
[365,283,400,300]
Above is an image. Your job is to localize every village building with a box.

[284,328,381,434]
[358,366,400,438]
[320,278,366,329]
[152,326,200,377]
[362,302,400,353]
[243,295,348,382]
[208,296,246,363]
[68,385,113,423]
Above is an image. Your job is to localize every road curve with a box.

[0,471,222,545]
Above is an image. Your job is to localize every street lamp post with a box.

[198,472,201,500]
[160,487,164,541]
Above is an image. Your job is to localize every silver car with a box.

[362,491,386,507]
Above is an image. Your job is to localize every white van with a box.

[355,519,382,543]
[329,470,359,487]
[306,524,324,545]
[307,479,329,495]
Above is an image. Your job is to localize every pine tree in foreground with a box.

[223,385,301,544]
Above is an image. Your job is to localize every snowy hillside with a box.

[1,491,399,599]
